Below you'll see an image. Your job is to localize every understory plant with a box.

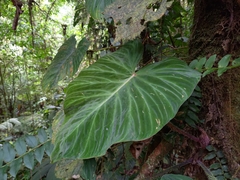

[2,0,240,179]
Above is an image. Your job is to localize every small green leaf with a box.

[38,128,48,143]
[45,141,54,157]
[73,37,90,73]
[216,150,224,158]
[189,97,201,106]
[232,58,240,66]
[35,145,45,163]
[184,117,196,128]
[222,165,228,172]
[189,104,200,112]
[0,149,3,166]
[25,135,38,148]
[221,158,227,164]
[189,59,198,69]
[42,36,89,90]
[9,158,22,177]
[24,151,34,169]
[161,174,193,180]
[3,143,15,162]
[210,163,221,170]
[218,54,231,68]
[217,67,229,76]
[196,57,206,72]
[0,166,8,180]
[211,169,223,176]
[205,54,216,69]
[206,145,216,152]
[15,138,27,155]
[187,110,199,122]
[202,69,216,77]
[204,152,216,160]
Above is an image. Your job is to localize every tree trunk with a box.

[189,0,240,178]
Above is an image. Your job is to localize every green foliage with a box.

[197,160,217,180]
[190,54,240,77]
[42,36,90,90]
[50,40,201,160]
[85,0,116,20]
[202,145,232,180]
[0,128,54,179]
[178,86,202,128]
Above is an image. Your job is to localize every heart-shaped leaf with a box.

[51,40,201,161]
[42,36,90,90]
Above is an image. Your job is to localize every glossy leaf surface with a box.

[51,40,201,160]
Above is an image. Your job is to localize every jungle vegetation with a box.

[0,0,240,179]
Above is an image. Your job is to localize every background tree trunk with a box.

[189,0,240,177]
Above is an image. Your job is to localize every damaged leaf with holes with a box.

[104,0,173,43]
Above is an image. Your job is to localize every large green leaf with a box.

[42,36,90,90]
[85,0,116,20]
[51,40,201,161]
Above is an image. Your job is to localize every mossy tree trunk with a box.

[189,0,240,177]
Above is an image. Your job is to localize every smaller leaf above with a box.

[42,36,90,91]
[104,0,173,43]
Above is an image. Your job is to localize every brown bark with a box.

[134,139,173,180]
[189,0,240,178]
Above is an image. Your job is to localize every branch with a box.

[134,139,173,180]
